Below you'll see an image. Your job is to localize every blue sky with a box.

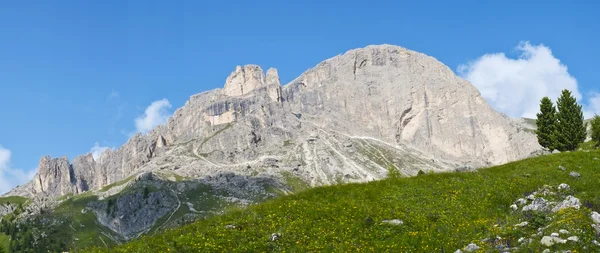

[1,1,599,193]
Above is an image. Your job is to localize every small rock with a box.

[541,236,567,246]
[559,229,569,234]
[592,224,600,235]
[381,219,404,225]
[594,157,598,160]
[510,204,518,211]
[567,236,579,242]
[516,198,528,205]
[553,150,561,154]
[593,240,600,246]
[591,211,600,224]
[514,221,529,227]
[454,250,463,253]
[557,183,570,190]
[569,171,580,178]
[542,249,551,253]
[518,237,525,243]
[558,165,566,171]
[464,243,480,252]
[527,194,535,200]
[455,165,477,173]
[225,224,236,229]
[551,232,560,237]
[270,233,281,241]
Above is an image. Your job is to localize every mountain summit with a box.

[7,44,540,200]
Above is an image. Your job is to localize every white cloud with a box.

[89,142,113,161]
[0,146,35,194]
[134,99,172,134]
[584,92,600,118]
[458,41,599,118]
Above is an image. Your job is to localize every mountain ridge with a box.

[4,44,541,202]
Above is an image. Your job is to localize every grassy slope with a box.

[0,196,28,206]
[0,234,9,253]
[0,197,28,251]
[82,149,600,252]
[51,193,121,249]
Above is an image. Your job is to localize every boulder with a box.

[540,236,566,246]
[552,195,581,212]
[591,211,600,224]
[523,198,551,212]
[463,243,480,252]
[381,219,404,225]
[270,233,281,242]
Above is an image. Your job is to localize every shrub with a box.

[591,115,600,148]
[535,97,557,150]
[554,89,587,151]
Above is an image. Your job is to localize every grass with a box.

[170,174,188,182]
[99,176,135,192]
[80,149,600,252]
[0,196,28,206]
[0,234,9,253]
[580,140,599,151]
[280,171,310,192]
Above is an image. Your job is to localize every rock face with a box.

[88,189,178,239]
[0,203,16,217]
[5,44,541,199]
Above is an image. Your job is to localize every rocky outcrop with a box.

[281,45,539,165]
[0,203,16,217]
[88,189,178,239]
[33,156,75,196]
[9,132,169,198]
[221,65,282,102]
[5,44,541,200]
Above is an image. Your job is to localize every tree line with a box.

[536,89,600,150]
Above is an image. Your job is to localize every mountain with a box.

[0,44,542,250]
[8,44,539,199]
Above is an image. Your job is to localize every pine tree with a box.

[590,115,600,148]
[555,89,587,151]
[535,97,557,150]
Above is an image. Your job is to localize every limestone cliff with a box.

[5,44,541,199]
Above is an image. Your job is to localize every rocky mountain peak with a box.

[222,64,272,97]
[33,156,73,196]
[265,68,280,86]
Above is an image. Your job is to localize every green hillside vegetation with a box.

[0,197,28,206]
[83,149,600,252]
